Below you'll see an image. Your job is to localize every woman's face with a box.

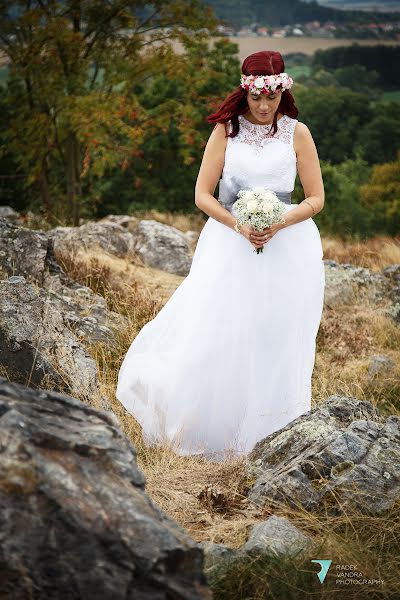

[246,89,282,123]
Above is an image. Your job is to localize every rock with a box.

[323,260,391,307]
[0,217,54,285]
[382,264,400,284]
[41,270,125,348]
[198,516,313,583]
[385,302,400,325]
[0,378,211,600]
[99,214,139,232]
[0,205,20,223]
[239,515,313,558]
[184,229,200,251]
[247,395,400,515]
[368,354,396,379]
[0,277,104,405]
[184,230,199,244]
[0,218,126,347]
[131,220,192,276]
[197,541,236,584]
[49,221,136,259]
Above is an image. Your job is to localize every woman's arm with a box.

[194,123,238,231]
[282,122,325,228]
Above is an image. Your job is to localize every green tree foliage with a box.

[359,151,400,237]
[312,44,400,89]
[314,158,372,239]
[295,85,374,164]
[294,84,400,166]
[0,0,217,225]
[204,0,400,27]
[298,64,380,98]
[354,104,400,165]
[294,154,400,240]
[95,38,240,215]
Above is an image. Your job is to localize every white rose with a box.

[263,190,278,202]
[254,77,265,89]
[239,190,252,202]
[261,201,273,214]
[246,200,258,213]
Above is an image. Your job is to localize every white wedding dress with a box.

[116,114,325,460]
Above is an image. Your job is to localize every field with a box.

[221,36,400,61]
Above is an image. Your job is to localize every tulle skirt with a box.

[116,205,325,460]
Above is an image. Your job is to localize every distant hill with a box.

[205,0,400,26]
[318,0,400,7]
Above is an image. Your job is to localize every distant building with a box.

[236,28,254,36]
[310,28,335,38]
[272,29,286,38]
[216,24,235,36]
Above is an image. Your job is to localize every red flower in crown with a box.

[240,73,294,95]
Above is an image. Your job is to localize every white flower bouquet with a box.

[232,187,287,254]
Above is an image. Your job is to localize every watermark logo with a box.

[311,561,385,587]
[311,559,332,584]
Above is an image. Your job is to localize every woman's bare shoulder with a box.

[294,121,311,136]
[205,121,230,149]
[293,121,315,154]
[211,121,230,137]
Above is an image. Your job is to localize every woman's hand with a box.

[239,223,286,250]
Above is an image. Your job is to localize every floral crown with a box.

[240,72,294,95]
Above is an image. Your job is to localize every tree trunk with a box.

[66,132,81,226]
[74,138,82,226]
[38,161,52,222]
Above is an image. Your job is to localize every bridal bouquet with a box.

[232,187,287,254]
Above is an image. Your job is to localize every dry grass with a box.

[131,208,207,234]
[55,246,180,311]
[322,235,400,271]
[53,229,400,598]
[208,496,400,598]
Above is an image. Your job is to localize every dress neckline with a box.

[239,113,287,128]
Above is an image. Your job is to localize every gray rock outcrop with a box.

[0,217,125,346]
[0,378,211,600]
[49,221,136,259]
[99,213,139,231]
[49,217,194,276]
[0,205,20,223]
[246,395,399,515]
[199,515,314,584]
[131,220,193,276]
[323,260,398,308]
[367,354,396,379]
[238,515,313,558]
[0,277,100,402]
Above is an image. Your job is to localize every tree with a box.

[359,151,400,236]
[312,44,400,89]
[294,84,374,164]
[93,37,241,215]
[354,103,400,165]
[0,0,217,224]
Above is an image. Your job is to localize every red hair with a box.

[206,50,298,137]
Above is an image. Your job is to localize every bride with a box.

[116,50,325,461]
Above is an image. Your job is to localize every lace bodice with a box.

[218,114,298,213]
